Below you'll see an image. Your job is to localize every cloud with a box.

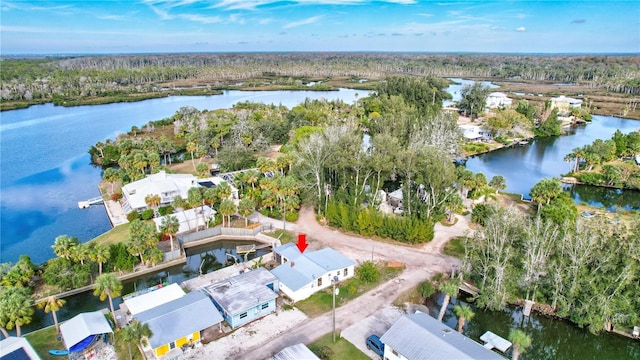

[283,15,321,29]
[258,17,273,25]
[97,14,127,21]
[490,26,504,31]
[571,19,586,24]
[179,13,222,24]
[418,13,433,17]
[516,26,526,32]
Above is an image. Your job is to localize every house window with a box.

[239,312,248,319]
[317,277,322,286]
[344,267,348,276]
[261,303,269,310]
[392,349,399,356]
[337,270,341,277]
[169,342,176,350]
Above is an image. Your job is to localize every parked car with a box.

[366,334,384,357]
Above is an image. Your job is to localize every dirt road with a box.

[232,206,472,359]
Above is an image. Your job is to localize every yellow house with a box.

[134,290,223,359]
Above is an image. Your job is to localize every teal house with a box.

[202,267,279,329]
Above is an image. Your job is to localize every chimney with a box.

[290,261,295,267]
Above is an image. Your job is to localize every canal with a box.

[429,292,640,360]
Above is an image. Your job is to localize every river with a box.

[465,115,640,210]
[430,293,640,360]
[0,89,365,264]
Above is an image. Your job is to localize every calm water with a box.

[20,239,268,335]
[0,89,366,264]
[430,293,640,360]
[465,115,640,209]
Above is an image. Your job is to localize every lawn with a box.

[308,332,370,360]
[296,262,404,317]
[443,236,466,257]
[25,326,63,360]
[264,229,296,244]
[89,222,131,246]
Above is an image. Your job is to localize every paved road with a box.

[235,206,471,359]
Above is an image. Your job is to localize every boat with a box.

[48,349,69,356]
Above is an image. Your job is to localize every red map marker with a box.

[296,234,308,253]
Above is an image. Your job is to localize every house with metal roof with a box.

[271,343,320,360]
[202,267,279,329]
[121,170,197,213]
[550,95,583,115]
[270,242,356,302]
[0,337,41,360]
[122,283,186,317]
[133,290,223,359]
[380,312,505,360]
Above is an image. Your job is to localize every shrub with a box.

[110,193,122,201]
[418,280,435,299]
[127,211,140,222]
[141,209,155,220]
[356,261,380,284]
[157,206,174,216]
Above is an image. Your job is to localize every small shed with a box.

[202,268,279,328]
[60,311,113,353]
[123,283,185,316]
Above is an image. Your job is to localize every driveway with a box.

[340,305,405,359]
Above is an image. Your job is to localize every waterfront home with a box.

[122,283,186,318]
[153,205,216,234]
[550,95,583,115]
[380,312,505,360]
[197,176,239,201]
[134,290,223,359]
[270,242,356,302]
[486,92,512,109]
[60,311,113,354]
[459,124,491,141]
[0,337,41,360]
[272,343,320,360]
[121,170,197,213]
[202,267,279,329]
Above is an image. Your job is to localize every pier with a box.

[78,196,104,209]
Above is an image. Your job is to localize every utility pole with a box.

[332,275,339,343]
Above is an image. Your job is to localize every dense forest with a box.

[2,53,640,110]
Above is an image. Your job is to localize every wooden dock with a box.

[480,331,512,353]
[459,280,479,296]
[236,243,271,254]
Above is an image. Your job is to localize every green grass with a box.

[296,263,404,317]
[443,236,466,257]
[264,229,296,244]
[308,332,370,360]
[25,326,62,360]
[89,223,131,246]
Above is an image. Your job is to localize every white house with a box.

[550,95,583,115]
[121,171,198,213]
[270,241,356,302]
[153,205,216,234]
[459,124,490,141]
[486,92,512,109]
[380,312,506,360]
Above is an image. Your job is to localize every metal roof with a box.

[60,311,113,350]
[271,245,355,292]
[0,337,41,360]
[271,343,320,360]
[124,283,185,316]
[134,291,223,349]
[380,312,505,360]
[202,268,278,315]
[122,171,197,210]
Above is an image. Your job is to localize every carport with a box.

[60,311,113,353]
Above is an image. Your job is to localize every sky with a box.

[1,0,638,54]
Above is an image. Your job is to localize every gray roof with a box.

[60,311,113,350]
[271,343,320,360]
[271,244,355,292]
[202,268,278,315]
[380,312,505,360]
[134,291,223,349]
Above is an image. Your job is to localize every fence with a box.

[177,224,274,247]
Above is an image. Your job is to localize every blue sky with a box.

[1,1,638,54]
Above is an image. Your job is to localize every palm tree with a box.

[160,215,180,252]
[437,279,459,322]
[508,329,532,360]
[453,304,475,333]
[489,175,507,194]
[93,273,123,327]
[0,287,34,337]
[122,319,153,360]
[237,197,256,226]
[52,235,80,260]
[38,295,66,334]
[186,141,197,171]
[89,243,111,275]
[69,243,89,265]
[103,167,121,194]
[219,199,237,227]
[244,169,260,190]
